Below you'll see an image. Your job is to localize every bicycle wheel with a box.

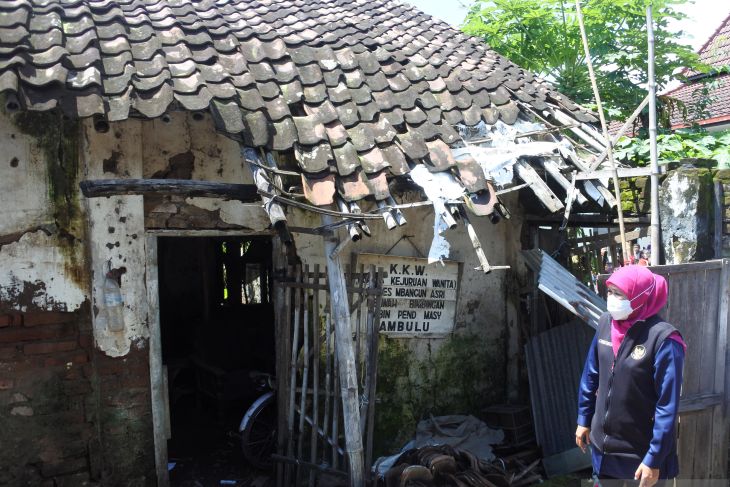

[239,391,277,469]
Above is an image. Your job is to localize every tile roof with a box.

[665,73,730,129]
[665,12,730,128]
[0,0,601,209]
[696,11,730,70]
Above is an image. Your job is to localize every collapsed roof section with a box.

[0,0,613,240]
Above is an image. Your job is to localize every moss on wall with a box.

[9,111,86,287]
[373,331,506,457]
[619,176,651,214]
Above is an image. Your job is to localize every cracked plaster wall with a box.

[2,105,523,399]
[0,111,87,312]
[86,112,270,357]
[288,193,525,454]
[82,118,149,357]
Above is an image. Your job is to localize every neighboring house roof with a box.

[665,11,730,129]
[0,0,605,214]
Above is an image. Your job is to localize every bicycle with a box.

[239,372,277,470]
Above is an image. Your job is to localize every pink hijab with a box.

[605,265,686,356]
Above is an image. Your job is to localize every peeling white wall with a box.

[0,113,51,235]
[288,201,516,350]
[2,107,524,368]
[83,119,149,357]
[0,111,88,312]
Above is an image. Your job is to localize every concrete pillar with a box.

[659,167,716,264]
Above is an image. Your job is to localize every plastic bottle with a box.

[103,273,125,332]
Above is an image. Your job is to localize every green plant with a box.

[463,0,701,120]
[614,130,730,167]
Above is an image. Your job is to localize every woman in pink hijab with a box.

[575,265,686,486]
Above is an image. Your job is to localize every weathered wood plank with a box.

[514,161,564,212]
[321,214,365,487]
[80,178,260,201]
[714,182,724,258]
[309,264,321,487]
[574,166,666,180]
[542,159,588,205]
[678,392,723,413]
[710,260,730,477]
[144,236,170,487]
[273,243,290,487]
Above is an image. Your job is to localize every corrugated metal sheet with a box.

[523,249,607,329]
[522,249,605,475]
[525,321,594,457]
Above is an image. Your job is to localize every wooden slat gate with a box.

[273,264,384,487]
[654,260,730,481]
[600,259,730,481]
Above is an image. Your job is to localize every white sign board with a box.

[358,254,460,338]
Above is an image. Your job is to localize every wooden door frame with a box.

[145,229,277,487]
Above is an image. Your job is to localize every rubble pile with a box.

[381,445,514,487]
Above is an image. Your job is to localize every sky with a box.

[405,0,729,51]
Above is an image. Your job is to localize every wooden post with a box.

[714,181,723,258]
[321,214,365,487]
[145,236,170,487]
[272,240,290,487]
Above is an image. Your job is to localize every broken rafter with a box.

[514,162,564,213]
[574,166,666,180]
[458,207,491,273]
[541,159,588,206]
[79,178,260,201]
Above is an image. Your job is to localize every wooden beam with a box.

[573,227,650,254]
[320,214,364,487]
[714,182,724,258]
[458,207,491,273]
[79,178,260,201]
[542,159,588,206]
[574,166,666,180]
[569,227,645,245]
[514,161,564,213]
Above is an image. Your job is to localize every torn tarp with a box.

[408,165,465,263]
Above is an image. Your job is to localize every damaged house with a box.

[0,0,617,485]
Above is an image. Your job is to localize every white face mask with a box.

[606,294,633,321]
[606,280,657,321]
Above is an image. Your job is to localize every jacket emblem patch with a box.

[631,345,647,360]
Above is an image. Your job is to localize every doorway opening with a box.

[157,236,275,485]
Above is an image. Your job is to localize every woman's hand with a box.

[634,463,659,487]
[575,425,590,452]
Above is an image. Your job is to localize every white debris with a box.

[409,165,465,264]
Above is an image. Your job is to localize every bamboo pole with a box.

[588,95,650,172]
[647,4,662,265]
[574,0,631,264]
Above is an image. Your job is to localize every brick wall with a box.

[0,307,156,486]
[0,307,95,486]
[93,344,156,486]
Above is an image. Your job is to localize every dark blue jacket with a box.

[578,313,685,478]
